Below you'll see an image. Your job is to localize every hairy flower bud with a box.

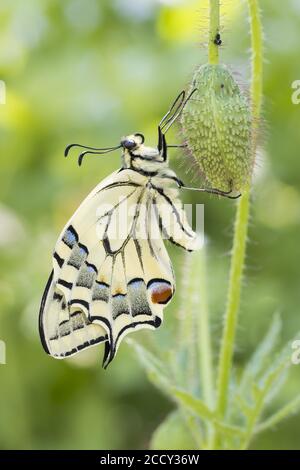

[181,64,253,192]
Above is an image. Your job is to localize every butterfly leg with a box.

[180,184,241,199]
[167,144,188,149]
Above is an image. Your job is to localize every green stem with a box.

[198,248,214,411]
[208,0,220,65]
[197,248,214,448]
[213,0,263,448]
[216,191,250,418]
[248,0,263,127]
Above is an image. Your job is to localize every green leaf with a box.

[257,330,300,403]
[239,313,282,395]
[171,387,215,421]
[213,421,245,439]
[235,331,300,449]
[235,395,254,420]
[130,340,217,429]
[171,388,245,442]
[150,411,199,450]
[255,395,300,434]
[128,339,173,395]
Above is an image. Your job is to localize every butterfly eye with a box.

[122,139,136,150]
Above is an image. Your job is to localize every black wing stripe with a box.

[152,185,194,237]
[69,298,89,310]
[96,186,139,222]
[57,279,73,290]
[96,181,142,195]
[52,336,108,357]
[153,200,192,251]
[53,251,64,268]
[39,270,54,354]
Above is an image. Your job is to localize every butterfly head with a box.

[121,132,163,171]
[121,133,144,150]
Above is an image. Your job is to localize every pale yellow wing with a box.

[39,170,175,367]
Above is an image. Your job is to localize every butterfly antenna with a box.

[64,143,121,158]
[64,143,122,166]
[78,146,122,166]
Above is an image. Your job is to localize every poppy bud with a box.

[181,64,252,192]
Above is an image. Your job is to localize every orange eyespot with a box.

[148,280,173,305]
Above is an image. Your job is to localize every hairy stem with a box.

[208,0,220,65]
[248,0,263,127]
[216,192,250,418]
[213,0,263,448]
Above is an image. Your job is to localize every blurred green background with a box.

[0,0,300,450]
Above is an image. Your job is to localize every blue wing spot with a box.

[67,231,76,244]
[63,225,79,248]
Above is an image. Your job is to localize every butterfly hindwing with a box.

[39,271,108,358]
[153,184,201,252]
[39,169,185,367]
